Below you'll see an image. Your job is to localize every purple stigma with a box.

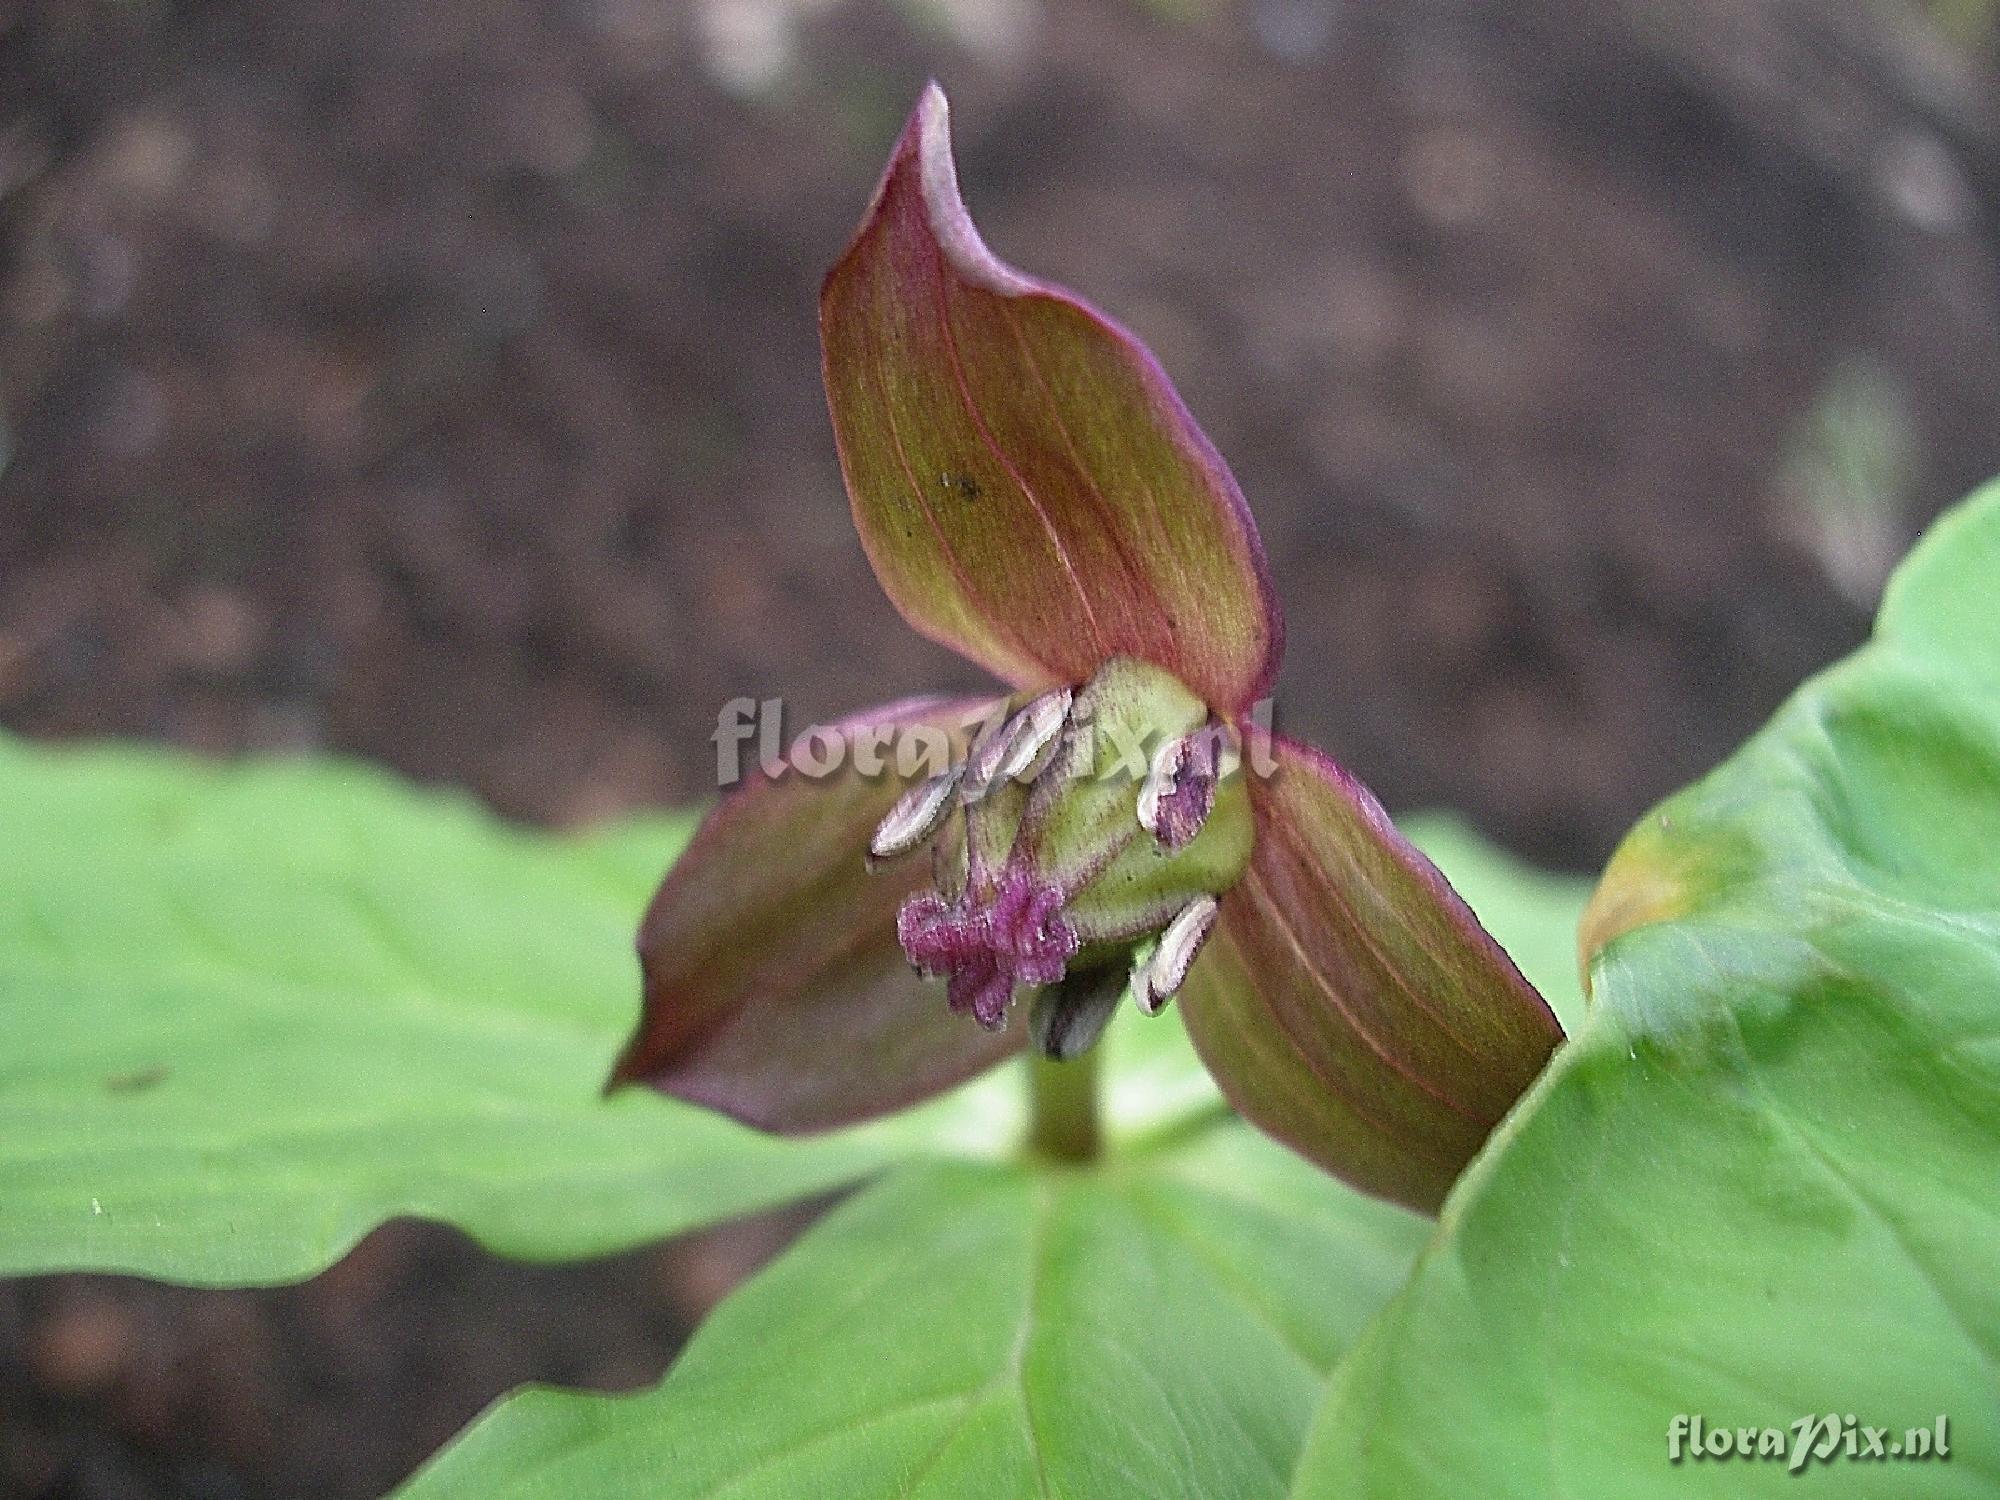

[897,867,1080,1029]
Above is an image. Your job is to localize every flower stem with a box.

[1025,1048,1101,1163]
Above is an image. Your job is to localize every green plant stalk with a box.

[1025,1048,1102,1162]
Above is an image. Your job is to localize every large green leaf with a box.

[399,1131,1428,1500]
[1293,482,2000,1497]
[0,742,997,1286]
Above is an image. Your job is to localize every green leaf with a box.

[0,740,988,1286]
[1293,481,2000,1497]
[400,1133,1429,1500]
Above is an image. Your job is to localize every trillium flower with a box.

[610,85,1562,1212]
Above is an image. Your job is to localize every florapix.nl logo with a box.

[710,694,1282,788]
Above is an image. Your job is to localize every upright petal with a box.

[1179,736,1564,1212]
[821,83,1282,717]
[609,695,1021,1132]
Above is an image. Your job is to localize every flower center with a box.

[871,657,1253,1048]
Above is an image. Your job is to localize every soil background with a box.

[2,0,1998,1494]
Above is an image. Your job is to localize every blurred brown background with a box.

[2,0,1997,1493]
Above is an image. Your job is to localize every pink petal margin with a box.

[608,694,1022,1133]
[1179,734,1565,1213]
[821,83,1283,717]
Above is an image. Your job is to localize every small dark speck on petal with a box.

[103,1065,170,1094]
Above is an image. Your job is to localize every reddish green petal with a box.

[1179,736,1563,1213]
[821,84,1282,716]
[609,695,1022,1132]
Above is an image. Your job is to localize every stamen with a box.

[1028,966,1129,1060]
[1137,726,1222,850]
[1134,895,1219,1015]
[964,689,1073,800]
[869,762,965,861]
[1000,688,1073,782]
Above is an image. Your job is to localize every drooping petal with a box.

[1178,735,1564,1213]
[609,695,1022,1132]
[821,83,1283,717]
